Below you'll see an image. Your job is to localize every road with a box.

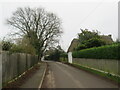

[42,61,118,88]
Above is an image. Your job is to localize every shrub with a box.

[45,49,61,61]
[10,45,24,53]
[72,43,119,60]
[2,41,13,51]
[60,53,68,58]
[10,44,36,55]
[85,38,106,48]
[60,53,68,63]
[75,38,106,51]
[75,44,87,50]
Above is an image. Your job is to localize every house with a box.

[100,35,113,44]
[67,39,79,63]
[67,34,113,53]
[67,34,114,63]
[67,39,79,53]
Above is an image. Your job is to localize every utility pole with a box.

[0,41,2,89]
[118,1,120,41]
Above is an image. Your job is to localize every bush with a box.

[60,53,68,58]
[60,57,68,63]
[10,44,36,55]
[85,38,106,48]
[59,53,68,63]
[75,38,106,51]
[75,44,87,50]
[2,41,13,51]
[45,49,61,61]
[10,45,24,53]
[72,43,119,60]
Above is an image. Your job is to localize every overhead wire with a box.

[79,0,118,26]
[79,0,105,25]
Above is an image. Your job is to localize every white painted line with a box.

[38,63,47,89]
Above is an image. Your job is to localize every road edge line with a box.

[38,62,47,89]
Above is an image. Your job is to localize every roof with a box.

[67,39,79,53]
[100,35,113,44]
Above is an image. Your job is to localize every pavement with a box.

[20,62,47,88]
[42,61,118,88]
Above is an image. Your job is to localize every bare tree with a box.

[7,7,62,60]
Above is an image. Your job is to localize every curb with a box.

[38,62,47,89]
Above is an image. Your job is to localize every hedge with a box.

[72,43,120,60]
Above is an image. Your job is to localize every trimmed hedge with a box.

[72,43,120,60]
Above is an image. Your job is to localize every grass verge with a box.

[70,63,120,84]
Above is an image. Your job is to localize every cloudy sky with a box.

[0,0,118,51]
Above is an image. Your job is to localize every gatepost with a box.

[68,52,72,63]
[41,56,44,61]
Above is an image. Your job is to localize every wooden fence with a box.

[2,51,39,85]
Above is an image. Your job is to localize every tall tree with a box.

[75,29,106,50]
[7,7,62,60]
[78,29,100,43]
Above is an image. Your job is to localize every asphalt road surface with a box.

[42,61,118,88]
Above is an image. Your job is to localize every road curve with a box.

[42,61,118,88]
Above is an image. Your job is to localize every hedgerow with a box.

[72,43,119,60]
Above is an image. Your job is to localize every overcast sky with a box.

[0,0,119,51]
